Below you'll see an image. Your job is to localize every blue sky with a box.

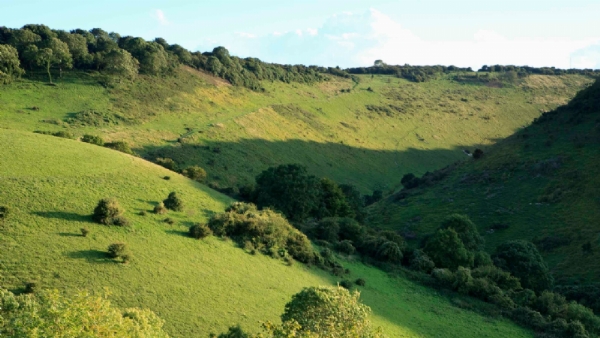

[2,0,600,69]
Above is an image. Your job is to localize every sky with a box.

[1,0,600,70]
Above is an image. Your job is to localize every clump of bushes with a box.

[163,192,184,211]
[104,141,134,155]
[355,278,366,286]
[189,223,212,239]
[182,166,207,182]
[339,280,353,289]
[153,202,167,214]
[81,134,104,146]
[107,242,130,263]
[34,130,75,139]
[155,158,178,171]
[335,240,356,255]
[92,198,128,226]
[208,202,315,263]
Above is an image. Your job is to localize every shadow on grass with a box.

[33,211,92,223]
[58,232,83,237]
[165,229,189,238]
[66,250,114,264]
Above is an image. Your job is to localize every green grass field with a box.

[368,79,600,284]
[0,69,591,192]
[0,129,532,337]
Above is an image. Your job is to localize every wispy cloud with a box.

[197,9,600,69]
[154,9,169,26]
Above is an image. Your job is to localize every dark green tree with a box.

[424,228,474,270]
[316,178,352,218]
[439,214,484,251]
[0,44,24,84]
[493,240,553,292]
[255,164,320,221]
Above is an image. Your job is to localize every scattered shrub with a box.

[163,176,171,180]
[139,210,147,216]
[182,166,207,182]
[81,134,104,146]
[107,242,129,260]
[153,202,168,214]
[92,198,124,225]
[339,280,353,289]
[112,215,130,227]
[335,240,356,255]
[401,173,419,189]
[163,192,184,211]
[189,223,212,239]
[80,227,89,237]
[104,141,134,155]
[355,278,366,286]
[473,148,484,159]
[0,206,9,220]
[24,282,39,294]
[163,217,175,225]
[155,157,178,171]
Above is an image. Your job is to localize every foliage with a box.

[339,280,353,289]
[107,242,129,259]
[401,173,419,189]
[182,165,207,182]
[0,44,24,84]
[279,286,382,338]
[339,184,366,222]
[163,192,184,211]
[189,223,212,239]
[335,240,356,255]
[92,197,124,225]
[81,134,104,146]
[424,228,473,270]
[155,157,179,171]
[355,278,366,287]
[0,288,168,337]
[0,206,9,220]
[104,141,134,155]
[376,241,403,263]
[153,201,168,214]
[80,227,89,237]
[255,164,320,221]
[439,214,484,251]
[315,178,353,218]
[493,240,554,292]
[409,249,435,273]
[208,202,314,263]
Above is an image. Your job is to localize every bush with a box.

[107,242,128,260]
[112,215,130,227]
[335,240,356,255]
[439,214,484,251]
[424,228,473,270]
[410,249,435,273]
[315,218,340,243]
[432,268,456,286]
[280,286,381,337]
[473,148,484,159]
[339,280,353,289]
[104,141,134,155]
[92,198,124,225]
[81,134,104,146]
[80,227,89,237]
[338,217,366,243]
[376,241,403,263]
[189,223,212,239]
[153,202,168,214]
[24,282,39,294]
[163,192,184,211]
[493,240,553,292]
[182,166,207,182]
[155,157,178,171]
[208,202,315,263]
[401,173,420,189]
[0,206,9,220]
[355,278,366,286]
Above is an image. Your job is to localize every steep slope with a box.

[368,78,600,284]
[0,129,532,337]
[0,69,592,192]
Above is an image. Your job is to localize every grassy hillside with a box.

[368,78,600,284]
[0,69,592,192]
[0,129,532,337]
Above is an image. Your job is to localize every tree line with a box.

[0,24,347,89]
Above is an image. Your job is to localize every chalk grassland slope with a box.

[368,79,600,284]
[0,68,591,192]
[0,129,531,337]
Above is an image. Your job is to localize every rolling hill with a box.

[368,78,600,285]
[0,129,532,337]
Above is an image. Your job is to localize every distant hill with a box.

[368,78,600,285]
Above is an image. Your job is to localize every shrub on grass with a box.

[182,166,207,182]
[0,206,9,221]
[104,141,134,155]
[80,227,89,237]
[473,148,484,159]
[81,134,104,146]
[189,223,212,239]
[335,240,356,255]
[376,241,403,263]
[155,157,178,171]
[107,242,128,259]
[339,280,353,289]
[163,217,175,225]
[112,215,130,227]
[163,192,184,211]
[424,228,474,270]
[409,249,436,273]
[24,282,39,294]
[92,198,124,225]
[493,240,553,292]
[355,278,366,286]
[153,202,167,214]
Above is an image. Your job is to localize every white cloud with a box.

[198,9,600,70]
[154,9,169,26]
[236,32,257,39]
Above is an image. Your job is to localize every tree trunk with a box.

[46,62,52,84]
